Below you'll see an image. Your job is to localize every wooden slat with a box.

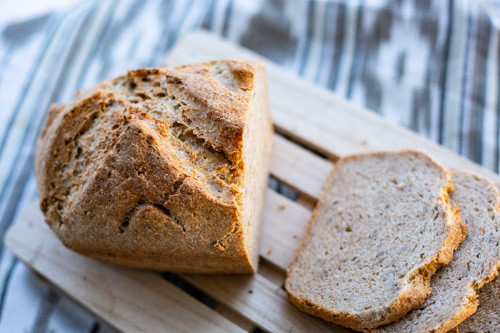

[181,273,345,333]
[4,204,244,333]
[215,305,256,332]
[270,134,332,200]
[164,30,500,184]
[257,259,286,288]
[261,189,311,270]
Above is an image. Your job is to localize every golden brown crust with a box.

[35,60,272,274]
[161,68,246,157]
[438,287,479,333]
[377,199,466,331]
[455,274,500,333]
[363,170,500,333]
[447,170,500,333]
[285,150,467,331]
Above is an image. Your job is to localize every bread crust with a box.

[285,150,467,331]
[367,170,500,333]
[455,275,500,333]
[438,171,500,333]
[35,60,272,273]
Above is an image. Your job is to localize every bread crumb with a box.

[279,202,287,210]
[267,248,273,255]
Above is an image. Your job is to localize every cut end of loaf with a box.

[285,150,468,331]
[35,60,273,274]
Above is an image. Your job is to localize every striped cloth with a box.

[0,0,498,331]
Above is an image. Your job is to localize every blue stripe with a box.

[346,0,364,99]
[221,0,234,37]
[0,14,61,162]
[0,259,17,322]
[458,8,473,155]
[298,0,314,76]
[438,0,455,145]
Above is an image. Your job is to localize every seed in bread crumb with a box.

[397,182,406,189]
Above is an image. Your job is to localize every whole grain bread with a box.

[285,151,467,331]
[373,170,500,333]
[35,60,273,273]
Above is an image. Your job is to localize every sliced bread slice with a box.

[285,151,467,331]
[373,170,500,332]
[455,275,500,332]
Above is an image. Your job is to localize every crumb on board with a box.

[266,248,273,255]
[279,202,287,210]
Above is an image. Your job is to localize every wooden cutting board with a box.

[5,30,500,333]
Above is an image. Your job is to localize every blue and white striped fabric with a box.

[0,0,499,331]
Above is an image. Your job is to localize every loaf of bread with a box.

[35,60,273,273]
[373,170,500,332]
[285,151,467,331]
